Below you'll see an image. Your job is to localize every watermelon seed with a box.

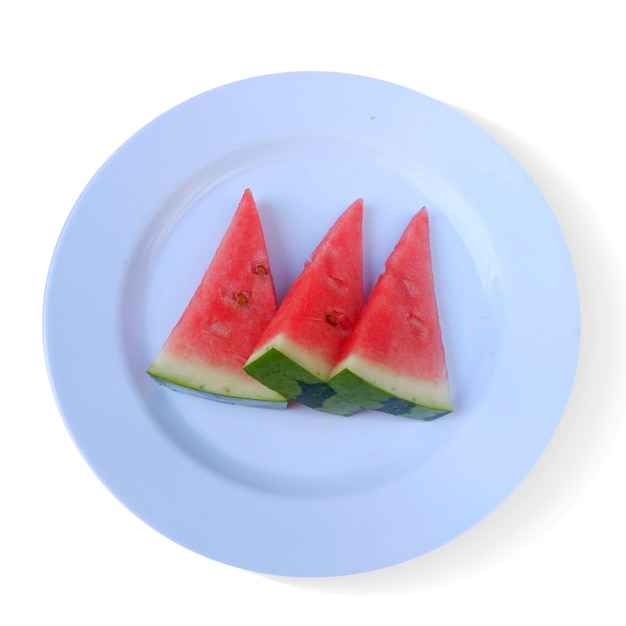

[328,274,347,288]
[255,265,267,275]
[326,314,339,326]
[236,293,249,305]
[407,314,428,339]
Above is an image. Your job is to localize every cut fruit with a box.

[328,207,452,420]
[147,189,287,408]
[244,199,365,416]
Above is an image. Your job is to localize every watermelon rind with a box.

[147,352,288,409]
[244,342,363,417]
[147,374,288,409]
[328,354,452,421]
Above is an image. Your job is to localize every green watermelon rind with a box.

[243,347,363,416]
[147,371,288,409]
[147,352,287,409]
[328,359,452,421]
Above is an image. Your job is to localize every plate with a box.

[43,72,580,577]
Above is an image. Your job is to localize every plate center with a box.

[123,136,503,496]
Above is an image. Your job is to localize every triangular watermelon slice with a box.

[328,207,452,420]
[147,189,287,408]
[243,199,365,416]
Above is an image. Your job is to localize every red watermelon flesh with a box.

[147,189,287,408]
[328,207,452,419]
[243,199,364,415]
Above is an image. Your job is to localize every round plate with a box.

[43,72,579,577]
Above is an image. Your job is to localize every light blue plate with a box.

[43,72,579,576]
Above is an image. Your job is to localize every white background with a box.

[2,1,625,624]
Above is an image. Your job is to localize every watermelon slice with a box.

[147,189,287,408]
[243,199,365,416]
[328,207,452,420]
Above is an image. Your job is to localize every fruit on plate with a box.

[244,199,365,416]
[147,189,287,408]
[328,207,452,420]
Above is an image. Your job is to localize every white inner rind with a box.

[246,332,333,381]
[148,350,286,403]
[331,353,452,411]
